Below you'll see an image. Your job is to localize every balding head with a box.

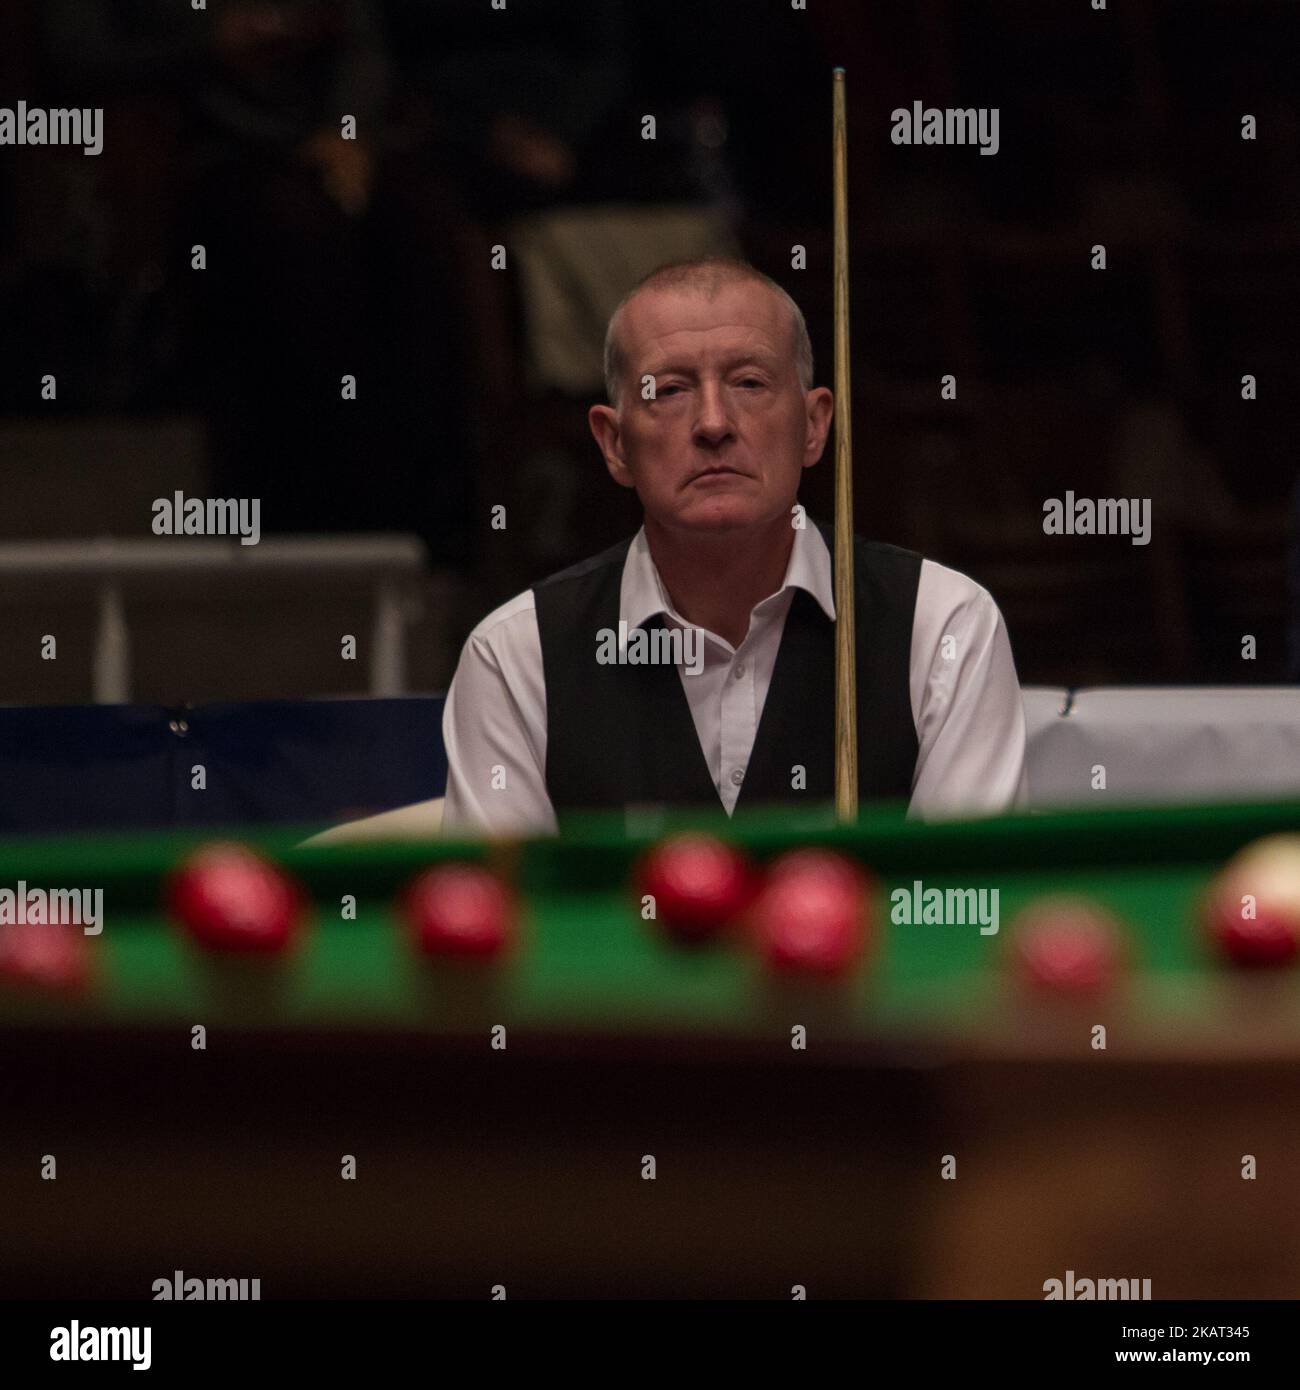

[603,258,814,408]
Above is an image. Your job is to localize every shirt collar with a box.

[619,521,837,631]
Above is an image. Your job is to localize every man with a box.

[442,258,1027,835]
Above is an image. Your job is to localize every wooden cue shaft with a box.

[832,67,857,822]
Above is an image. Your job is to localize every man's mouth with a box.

[689,466,748,483]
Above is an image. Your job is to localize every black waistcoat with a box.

[532,524,921,823]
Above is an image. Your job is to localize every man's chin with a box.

[654,495,785,534]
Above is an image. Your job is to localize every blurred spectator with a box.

[41,0,477,563]
[383,0,631,216]
[44,2,388,161]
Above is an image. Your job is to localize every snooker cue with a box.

[832,67,857,822]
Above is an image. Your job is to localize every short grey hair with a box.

[602,257,814,407]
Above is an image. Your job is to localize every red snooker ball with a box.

[635,833,756,942]
[400,863,515,958]
[0,916,91,993]
[1009,897,1124,994]
[750,848,872,976]
[166,842,305,954]
[1203,835,1300,969]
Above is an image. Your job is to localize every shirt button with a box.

[730,768,745,787]
[733,661,746,679]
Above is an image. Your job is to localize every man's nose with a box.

[692,382,734,445]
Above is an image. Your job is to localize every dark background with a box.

[1,0,1297,701]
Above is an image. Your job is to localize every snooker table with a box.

[4,797,1300,1300]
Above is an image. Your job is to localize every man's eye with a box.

[738,378,765,389]
[657,384,682,396]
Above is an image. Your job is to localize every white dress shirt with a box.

[441,524,1028,835]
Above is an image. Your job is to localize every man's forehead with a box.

[620,281,790,360]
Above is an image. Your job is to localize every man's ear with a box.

[803,386,835,468]
[589,403,635,488]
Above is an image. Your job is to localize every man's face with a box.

[589,280,833,532]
